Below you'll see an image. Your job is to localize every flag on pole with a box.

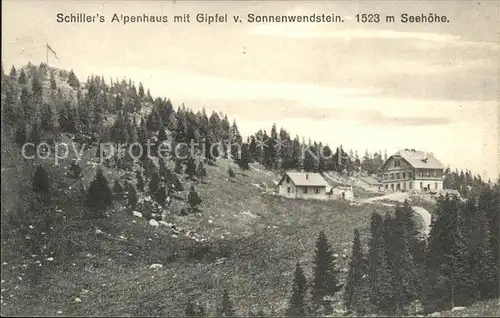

[46,44,59,60]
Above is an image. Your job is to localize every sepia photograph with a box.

[1,0,499,316]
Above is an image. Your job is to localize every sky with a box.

[2,0,499,180]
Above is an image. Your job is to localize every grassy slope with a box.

[1,148,388,316]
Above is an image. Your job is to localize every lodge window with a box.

[396,173,400,179]
[390,173,394,180]
[287,187,291,194]
[409,172,413,179]
[315,187,320,194]
[409,182,412,189]
[403,172,406,179]
[303,188,308,194]
[394,160,400,167]
[420,182,423,189]
[427,172,431,177]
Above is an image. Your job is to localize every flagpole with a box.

[46,43,49,67]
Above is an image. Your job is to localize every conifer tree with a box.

[171,172,184,192]
[68,160,82,179]
[197,304,206,317]
[391,204,420,312]
[477,216,498,299]
[196,161,207,182]
[230,120,242,159]
[33,165,50,195]
[9,65,17,81]
[185,156,197,179]
[149,172,160,194]
[236,143,250,171]
[286,262,308,317]
[138,82,145,98]
[185,300,196,317]
[344,229,366,313]
[137,173,145,192]
[368,212,394,313]
[113,179,123,194]
[218,289,235,317]
[311,230,341,311]
[426,195,472,308]
[155,186,167,206]
[86,168,112,218]
[18,69,27,85]
[68,70,80,88]
[174,158,183,174]
[187,185,202,211]
[128,186,138,209]
[158,127,168,142]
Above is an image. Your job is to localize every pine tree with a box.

[236,143,250,171]
[368,212,394,313]
[158,127,168,142]
[218,289,236,317]
[9,65,17,82]
[344,229,367,314]
[426,195,473,308]
[286,262,308,317]
[311,230,341,311]
[128,186,138,209]
[18,69,27,85]
[171,172,184,192]
[477,216,498,299]
[68,70,80,88]
[50,71,57,90]
[197,304,206,317]
[185,300,196,317]
[185,156,197,179]
[149,172,160,194]
[174,158,183,174]
[391,203,420,312]
[138,82,145,98]
[230,120,242,159]
[187,185,202,211]
[33,165,50,195]
[113,179,123,194]
[137,173,145,192]
[68,160,82,179]
[196,161,207,182]
[86,168,112,218]
[155,186,167,206]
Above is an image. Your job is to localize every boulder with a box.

[149,264,163,270]
[132,211,142,218]
[451,307,466,312]
[149,219,159,227]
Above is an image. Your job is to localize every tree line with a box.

[343,189,499,315]
[1,63,390,176]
